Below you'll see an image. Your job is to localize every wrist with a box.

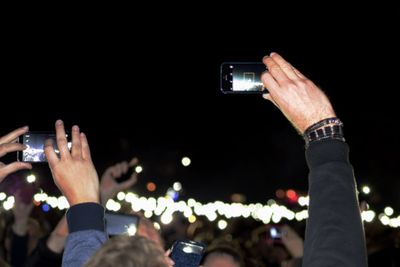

[68,194,100,206]
[303,117,345,148]
[47,232,67,253]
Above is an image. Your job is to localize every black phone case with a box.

[170,240,206,267]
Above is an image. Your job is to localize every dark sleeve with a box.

[23,236,62,267]
[62,202,107,267]
[302,140,368,267]
[10,232,28,267]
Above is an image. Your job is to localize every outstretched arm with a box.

[261,53,367,267]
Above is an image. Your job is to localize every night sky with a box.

[1,5,399,211]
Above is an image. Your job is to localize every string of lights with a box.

[0,179,398,229]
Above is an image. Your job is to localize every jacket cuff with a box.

[67,203,105,233]
[306,139,349,168]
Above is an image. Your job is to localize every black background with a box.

[1,4,399,211]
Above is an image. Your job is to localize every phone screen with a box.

[170,240,206,267]
[105,212,139,236]
[220,62,266,94]
[18,132,71,162]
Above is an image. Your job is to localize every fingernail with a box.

[270,52,277,56]
[262,55,269,61]
[80,132,85,137]
[72,125,79,131]
[56,120,63,125]
[23,126,29,131]
[22,144,27,149]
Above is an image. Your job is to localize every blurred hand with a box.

[45,120,99,206]
[12,191,34,236]
[47,215,68,253]
[281,225,304,258]
[0,126,32,183]
[261,53,336,133]
[100,157,138,204]
[164,249,175,266]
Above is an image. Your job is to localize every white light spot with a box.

[181,157,191,167]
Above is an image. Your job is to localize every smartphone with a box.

[269,226,282,239]
[104,211,140,236]
[170,239,206,267]
[18,132,71,162]
[220,62,267,94]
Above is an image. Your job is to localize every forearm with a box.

[303,140,367,267]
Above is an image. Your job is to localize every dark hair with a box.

[85,235,167,267]
[201,246,242,266]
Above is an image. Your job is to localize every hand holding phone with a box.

[169,239,206,267]
[220,62,267,94]
[18,131,71,163]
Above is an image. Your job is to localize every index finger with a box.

[270,53,303,80]
[262,56,289,84]
[0,126,29,145]
[55,120,71,159]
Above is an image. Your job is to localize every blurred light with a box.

[125,192,137,203]
[187,198,196,207]
[389,218,400,228]
[298,196,309,207]
[7,196,15,204]
[362,186,370,195]
[0,192,6,201]
[47,197,58,208]
[144,210,153,218]
[153,222,161,230]
[161,214,173,225]
[384,207,394,216]
[127,224,137,236]
[26,174,36,183]
[173,182,182,192]
[272,213,282,223]
[380,215,390,225]
[42,204,50,212]
[218,219,228,230]
[206,212,217,222]
[57,196,69,210]
[135,166,143,174]
[286,189,298,202]
[183,246,195,253]
[135,165,143,173]
[147,182,156,192]
[275,189,285,199]
[362,210,375,222]
[181,157,191,167]
[188,215,196,223]
[106,199,121,211]
[117,192,126,201]
[167,188,179,201]
[3,200,14,210]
